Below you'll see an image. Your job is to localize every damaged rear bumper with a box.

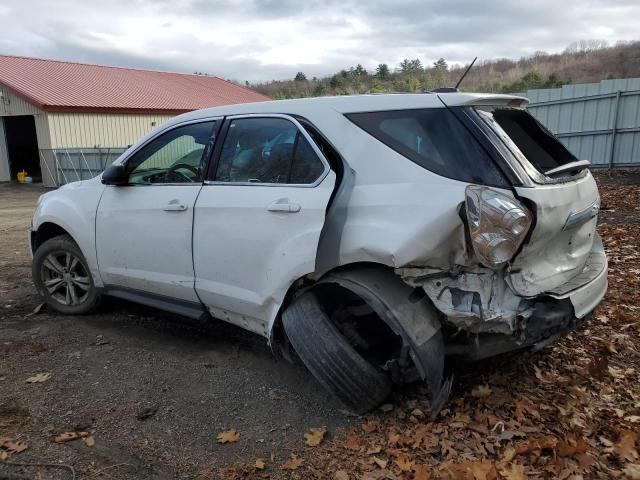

[398,236,608,361]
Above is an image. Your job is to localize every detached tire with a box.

[282,292,391,413]
[32,235,101,315]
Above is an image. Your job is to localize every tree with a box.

[400,58,423,73]
[433,58,448,71]
[294,72,307,82]
[353,64,368,77]
[375,63,390,79]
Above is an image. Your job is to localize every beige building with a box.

[0,55,268,186]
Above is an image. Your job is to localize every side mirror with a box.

[102,164,128,185]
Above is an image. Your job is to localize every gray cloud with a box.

[0,0,637,82]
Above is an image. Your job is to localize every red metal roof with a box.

[0,54,270,114]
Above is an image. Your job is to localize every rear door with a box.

[192,114,335,336]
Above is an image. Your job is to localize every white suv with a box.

[30,93,607,416]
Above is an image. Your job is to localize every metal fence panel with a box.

[524,78,640,167]
[40,147,126,186]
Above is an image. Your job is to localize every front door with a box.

[96,119,219,302]
[193,115,335,335]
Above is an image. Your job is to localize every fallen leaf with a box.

[558,437,588,457]
[344,434,361,451]
[372,456,388,469]
[394,452,414,472]
[499,463,527,480]
[2,440,28,454]
[471,385,492,398]
[362,420,378,433]
[0,450,7,461]
[502,447,516,463]
[334,470,349,480]
[83,436,95,447]
[623,464,640,480]
[614,430,638,461]
[255,458,265,470]
[25,372,51,383]
[444,460,497,480]
[217,429,240,444]
[361,469,397,480]
[413,464,432,480]
[54,432,88,443]
[282,457,303,470]
[304,427,327,447]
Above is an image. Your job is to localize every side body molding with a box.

[318,265,451,417]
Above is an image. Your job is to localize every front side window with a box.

[347,108,508,186]
[212,117,325,184]
[127,121,216,184]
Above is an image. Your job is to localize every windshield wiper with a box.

[545,160,591,177]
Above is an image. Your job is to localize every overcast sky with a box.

[0,0,638,83]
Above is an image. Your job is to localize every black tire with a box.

[32,235,101,315]
[282,292,392,413]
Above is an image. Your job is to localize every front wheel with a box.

[32,235,101,315]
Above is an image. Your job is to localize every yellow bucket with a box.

[17,170,27,183]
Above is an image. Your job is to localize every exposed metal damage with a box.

[398,266,529,335]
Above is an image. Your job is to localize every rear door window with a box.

[347,108,508,186]
[482,108,578,173]
[212,117,326,185]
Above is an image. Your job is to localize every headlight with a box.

[465,186,533,269]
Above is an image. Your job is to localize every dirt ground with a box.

[1,171,639,479]
[0,184,353,478]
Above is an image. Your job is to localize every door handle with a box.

[163,201,188,212]
[268,201,301,213]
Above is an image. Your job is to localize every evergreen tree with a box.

[375,63,390,79]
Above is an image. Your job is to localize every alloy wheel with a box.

[40,251,91,306]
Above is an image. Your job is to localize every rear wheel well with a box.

[273,263,411,378]
[32,223,73,253]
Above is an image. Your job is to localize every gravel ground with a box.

[0,183,353,479]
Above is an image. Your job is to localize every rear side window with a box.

[347,108,508,185]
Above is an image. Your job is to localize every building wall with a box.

[47,112,174,149]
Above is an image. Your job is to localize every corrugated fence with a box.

[524,78,640,167]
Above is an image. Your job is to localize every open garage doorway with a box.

[4,115,41,182]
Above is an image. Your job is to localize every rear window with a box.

[346,108,508,186]
[478,108,578,175]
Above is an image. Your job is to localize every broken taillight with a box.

[465,186,533,269]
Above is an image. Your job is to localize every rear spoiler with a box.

[545,160,591,177]
[438,93,529,108]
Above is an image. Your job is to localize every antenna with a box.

[455,57,478,90]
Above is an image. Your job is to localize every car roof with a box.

[169,92,528,126]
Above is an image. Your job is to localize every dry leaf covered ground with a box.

[0,170,639,479]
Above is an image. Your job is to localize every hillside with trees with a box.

[250,40,640,99]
